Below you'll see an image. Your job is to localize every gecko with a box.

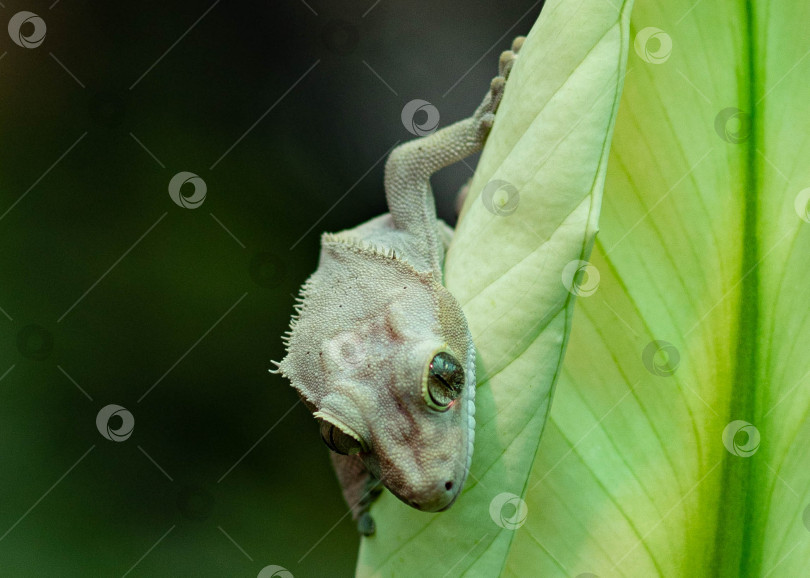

[273,37,524,536]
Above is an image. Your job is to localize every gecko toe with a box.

[357,512,376,536]
[498,50,516,77]
[488,76,506,114]
[479,112,495,133]
[490,76,506,101]
[503,52,521,79]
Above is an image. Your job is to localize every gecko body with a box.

[274,37,524,535]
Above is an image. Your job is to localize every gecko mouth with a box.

[406,491,460,513]
[436,488,461,512]
[397,478,462,512]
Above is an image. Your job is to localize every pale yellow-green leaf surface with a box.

[356,0,634,574]
[503,0,810,576]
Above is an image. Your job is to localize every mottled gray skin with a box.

[274,38,523,535]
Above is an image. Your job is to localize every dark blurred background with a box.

[0,1,543,575]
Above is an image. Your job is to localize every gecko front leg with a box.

[329,453,383,536]
[384,36,524,277]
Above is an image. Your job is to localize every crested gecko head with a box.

[276,238,476,513]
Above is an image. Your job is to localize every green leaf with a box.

[356,0,634,574]
[501,1,810,576]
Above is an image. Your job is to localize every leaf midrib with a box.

[711,0,762,575]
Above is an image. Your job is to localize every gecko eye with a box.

[423,351,465,411]
[319,419,364,456]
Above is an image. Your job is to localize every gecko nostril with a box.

[409,499,420,509]
[445,480,453,491]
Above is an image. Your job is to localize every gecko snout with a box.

[404,478,459,512]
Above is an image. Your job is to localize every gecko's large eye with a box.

[423,351,465,411]
[319,419,364,456]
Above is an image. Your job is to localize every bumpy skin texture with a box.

[274,38,523,535]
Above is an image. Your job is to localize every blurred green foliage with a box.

[0,0,541,575]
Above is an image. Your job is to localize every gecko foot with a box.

[474,36,526,137]
[355,474,384,536]
[357,512,376,536]
[499,36,525,79]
